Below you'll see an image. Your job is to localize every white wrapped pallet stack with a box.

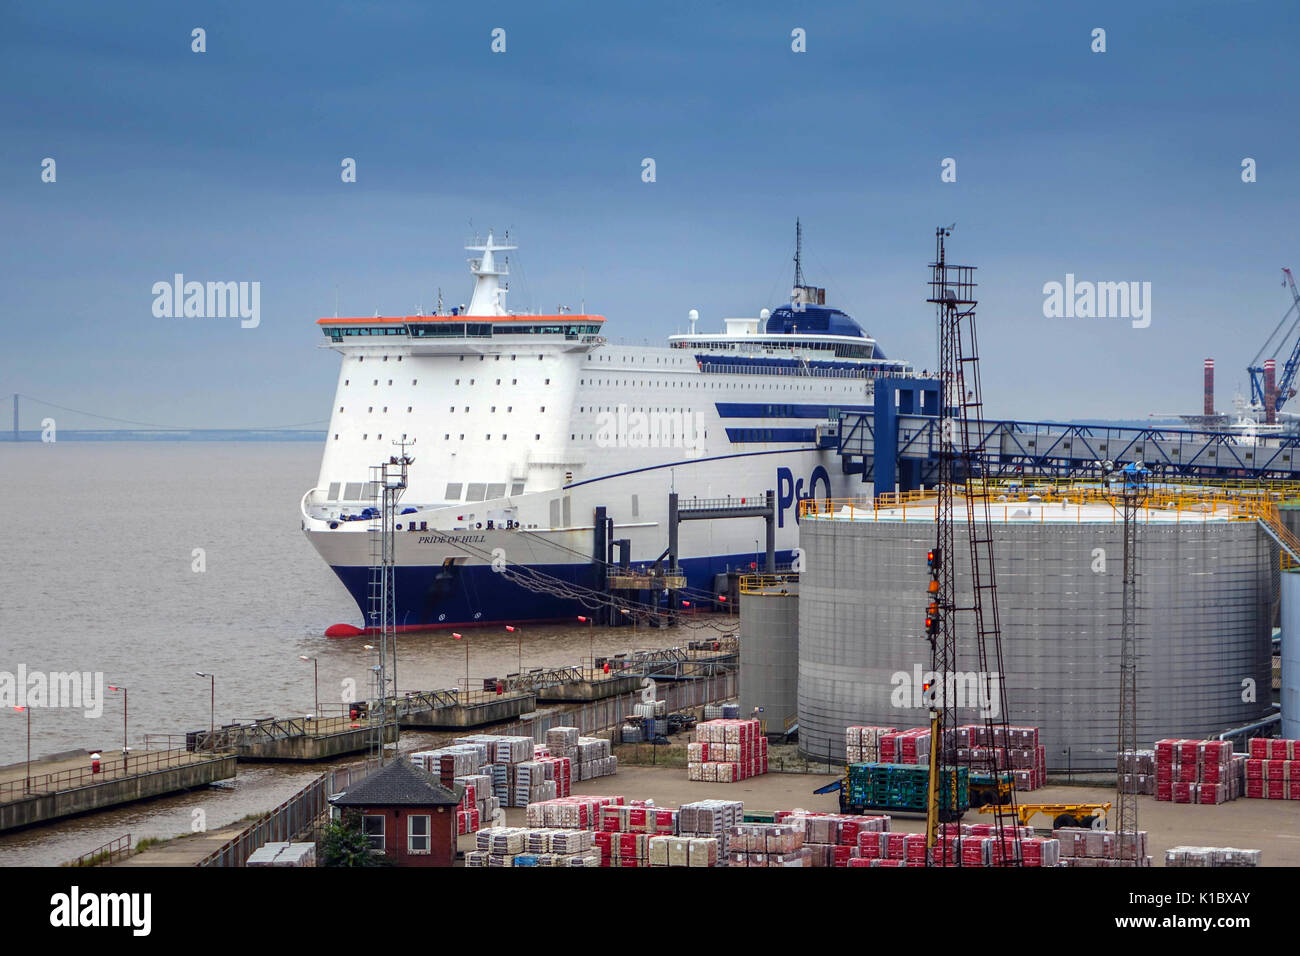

[844,726,897,764]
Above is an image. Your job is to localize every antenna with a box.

[334,284,339,318]
[794,218,803,288]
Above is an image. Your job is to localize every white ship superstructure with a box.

[301,229,916,631]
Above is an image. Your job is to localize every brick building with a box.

[331,757,463,867]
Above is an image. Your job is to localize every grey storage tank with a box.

[797,495,1275,769]
[1282,569,1300,740]
[739,574,799,730]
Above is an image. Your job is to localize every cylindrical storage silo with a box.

[1282,569,1300,740]
[797,498,1274,769]
[739,578,799,729]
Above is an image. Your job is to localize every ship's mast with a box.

[465,230,518,316]
[794,218,805,289]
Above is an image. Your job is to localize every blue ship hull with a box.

[328,550,790,630]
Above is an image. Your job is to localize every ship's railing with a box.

[696,362,895,379]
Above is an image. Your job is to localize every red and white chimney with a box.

[1265,359,1277,425]
[1203,359,1214,417]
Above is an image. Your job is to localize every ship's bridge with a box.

[317,314,606,352]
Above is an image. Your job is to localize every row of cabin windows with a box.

[589,354,687,364]
[447,406,539,413]
[340,377,550,387]
[339,407,414,413]
[348,352,549,362]
[574,432,707,441]
[442,433,536,441]
[443,481,527,501]
[578,378,860,392]
[328,326,598,342]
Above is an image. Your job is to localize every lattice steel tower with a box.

[367,439,414,764]
[1112,460,1147,864]
[924,227,1021,865]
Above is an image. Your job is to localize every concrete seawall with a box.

[0,754,237,832]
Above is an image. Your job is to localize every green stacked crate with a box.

[846,762,969,813]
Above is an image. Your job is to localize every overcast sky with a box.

[3,0,1298,427]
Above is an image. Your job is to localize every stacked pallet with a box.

[725,823,808,867]
[594,831,650,867]
[844,726,897,763]
[576,736,618,781]
[545,726,580,759]
[599,802,679,835]
[466,827,601,867]
[678,799,744,857]
[1117,749,1156,795]
[1245,737,1300,800]
[779,811,891,867]
[958,725,1047,791]
[1166,846,1261,867]
[455,781,481,834]
[525,795,623,829]
[408,747,499,832]
[880,727,931,765]
[648,835,719,867]
[512,761,558,807]
[1154,739,1246,804]
[1054,827,1151,866]
[851,823,1053,868]
[687,719,768,782]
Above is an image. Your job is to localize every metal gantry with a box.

[924,227,1021,865]
[367,439,415,764]
[1111,460,1148,865]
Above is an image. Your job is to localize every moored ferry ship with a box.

[302,227,917,632]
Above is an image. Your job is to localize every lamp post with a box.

[452,633,467,692]
[194,673,214,748]
[506,625,520,675]
[107,684,128,770]
[13,706,29,794]
[298,656,319,719]
[578,615,593,674]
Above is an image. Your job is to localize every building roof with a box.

[331,757,464,808]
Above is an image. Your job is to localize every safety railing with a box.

[67,833,132,867]
[739,572,800,594]
[0,749,215,803]
[485,672,738,743]
[198,770,341,868]
[801,482,1300,526]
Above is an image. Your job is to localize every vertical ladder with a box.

[925,227,1022,865]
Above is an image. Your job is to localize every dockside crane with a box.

[1246,268,1300,417]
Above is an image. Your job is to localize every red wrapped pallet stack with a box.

[1244,737,1300,800]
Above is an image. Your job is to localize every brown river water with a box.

[0,442,727,865]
